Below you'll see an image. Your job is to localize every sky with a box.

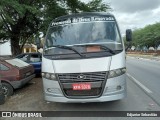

[80,0,160,35]
[0,41,11,55]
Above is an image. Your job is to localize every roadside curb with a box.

[127,56,160,62]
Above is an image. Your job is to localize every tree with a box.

[132,23,160,50]
[0,0,42,56]
[0,0,111,56]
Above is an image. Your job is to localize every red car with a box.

[0,58,35,96]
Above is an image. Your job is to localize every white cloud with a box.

[80,0,160,34]
[152,6,160,16]
[108,0,160,13]
[107,0,160,34]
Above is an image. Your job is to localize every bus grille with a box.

[58,71,107,97]
[58,71,107,83]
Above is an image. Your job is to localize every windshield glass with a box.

[44,17,123,57]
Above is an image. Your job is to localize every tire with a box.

[0,94,5,105]
[2,82,14,96]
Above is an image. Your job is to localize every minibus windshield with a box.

[44,20,123,58]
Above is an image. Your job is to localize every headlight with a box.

[51,74,56,79]
[41,72,57,80]
[46,73,50,79]
[108,67,126,78]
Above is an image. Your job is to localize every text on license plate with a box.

[72,83,91,90]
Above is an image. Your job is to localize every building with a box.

[23,44,37,53]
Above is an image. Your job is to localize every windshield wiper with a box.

[49,45,85,57]
[74,44,115,55]
[98,45,116,55]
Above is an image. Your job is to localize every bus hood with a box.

[53,57,111,73]
[42,51,126,73]
[42,57,111,73]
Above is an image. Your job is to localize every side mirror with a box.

[35,37,41,49]
[126,29,132,42]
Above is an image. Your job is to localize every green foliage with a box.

[0,0,111,56]
[87,0,111,12]
[132,23,160,49]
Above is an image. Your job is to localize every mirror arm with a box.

[125,42,132,51]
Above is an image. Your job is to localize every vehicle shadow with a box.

[45,99,124,111]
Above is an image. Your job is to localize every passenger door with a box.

[0,63,15,81]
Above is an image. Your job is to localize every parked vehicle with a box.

[16,53,42,75]
[0,80,5,105]
[38,12,132,103]
[0,59,35,96]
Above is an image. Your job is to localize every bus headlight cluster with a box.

[108,67,126,78]
[41,72,57,80]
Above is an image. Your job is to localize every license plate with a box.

[72,83,91,90]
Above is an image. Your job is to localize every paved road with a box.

[127,57,160,106]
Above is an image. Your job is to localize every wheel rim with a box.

[2,86,8,95]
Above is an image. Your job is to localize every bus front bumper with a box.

[42,74,127,103]
[44,91,126,103]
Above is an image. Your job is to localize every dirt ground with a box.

[0,77,59,111]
